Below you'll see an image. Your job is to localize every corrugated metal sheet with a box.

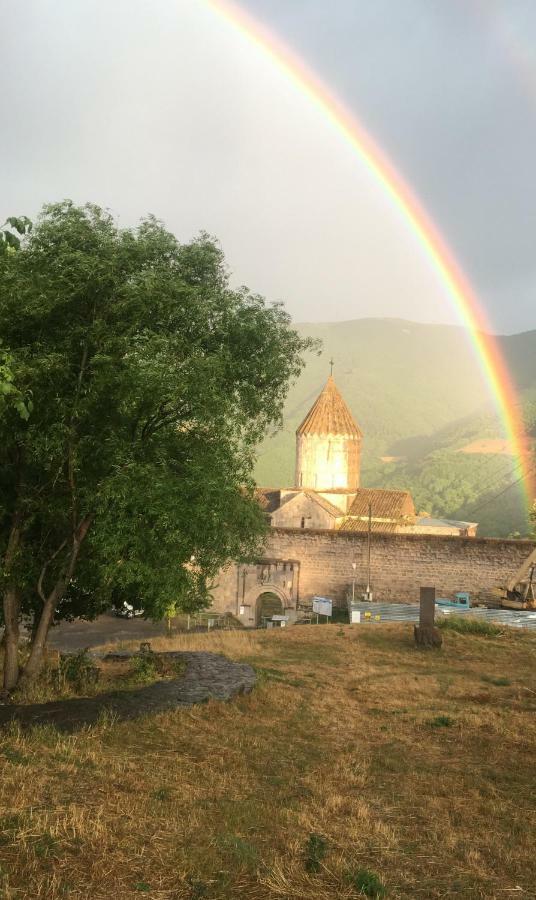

[348,601,536,630]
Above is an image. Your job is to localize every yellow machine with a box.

[502,546,536,610]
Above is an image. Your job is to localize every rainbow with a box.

[207,0,534,509]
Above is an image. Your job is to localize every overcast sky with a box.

[2,0,536,333]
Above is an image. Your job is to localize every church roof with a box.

[296,376,362,437]
[338,519,402,533]
[341,487,415,524]
[303,491,343,518]
[254,488,281,513]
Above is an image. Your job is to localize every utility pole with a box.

[366,503,372,600]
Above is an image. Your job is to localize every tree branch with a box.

[37,537,68,604]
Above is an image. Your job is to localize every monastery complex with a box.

[210,376,533,626]
[256,375,477,537]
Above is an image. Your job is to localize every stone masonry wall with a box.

[211,527,535,614]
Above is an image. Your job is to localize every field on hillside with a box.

[1,624,536,899]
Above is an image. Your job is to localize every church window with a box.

[300,517,305,529]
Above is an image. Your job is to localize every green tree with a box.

[0,201,314,689]
[0,216,32,254]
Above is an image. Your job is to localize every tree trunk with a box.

[2,587,21,691]
[20,514,92,684]
[2,510,23,692]
[20,592,58,682]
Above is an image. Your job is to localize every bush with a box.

[437,616,503,636]
[429,715,454,728]
[304,833,327,873]
[131,653,159,683]
[346,867,386,897]
[57,650,99,692]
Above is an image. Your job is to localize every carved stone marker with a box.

[414,586,443,649]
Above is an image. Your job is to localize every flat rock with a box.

[0,652,256,733]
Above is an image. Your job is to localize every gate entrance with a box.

[256,591,283,626]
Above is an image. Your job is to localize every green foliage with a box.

[58,650,99,692]
[304,832,327,873]
[0,347,33,422]
[429,715,454,728]
[131,654,158,683]
[0,216,32,254]
[0,201,313,673]
[437,616,503,636]
[346,867,386,898]
[481,675,510,686]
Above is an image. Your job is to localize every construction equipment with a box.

[502,546,536,610]
[436,591,471,610]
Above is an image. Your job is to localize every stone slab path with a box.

[0,652,256,733]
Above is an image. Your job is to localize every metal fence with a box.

[347,600,536,631]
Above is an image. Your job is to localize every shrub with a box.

[131,654,158,683]
[437,616,503,636]
[57,650,99,692]
[304,833,327,873]
[346,867,386,897]
[429,715,454,728]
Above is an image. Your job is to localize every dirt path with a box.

[0,652,256,732]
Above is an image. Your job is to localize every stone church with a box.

[209,375,477,626]
[256,375,476,537]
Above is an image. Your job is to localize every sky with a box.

[2,0,536,333]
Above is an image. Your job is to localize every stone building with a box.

[255,375,477,537]
[209,375,484,626]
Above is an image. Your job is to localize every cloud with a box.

[2,0,535,330]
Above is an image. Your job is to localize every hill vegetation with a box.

[254,319,536,536]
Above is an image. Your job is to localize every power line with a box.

[468,454,526,497]
[465,465,536,517]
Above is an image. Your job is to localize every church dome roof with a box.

[296,376,362,437]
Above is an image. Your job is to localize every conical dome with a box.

[296,376,362,437]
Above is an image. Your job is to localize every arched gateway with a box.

[255,588,285,625]
[214,560,299,627]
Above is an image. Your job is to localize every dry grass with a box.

[1,623,536,898]
[9,651,187,706]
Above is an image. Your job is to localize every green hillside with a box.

[254,319,536,537]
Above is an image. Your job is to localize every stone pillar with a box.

[414,586,442,649]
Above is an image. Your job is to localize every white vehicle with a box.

[114,601,144,619]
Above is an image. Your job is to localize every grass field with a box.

[1,623,536,898]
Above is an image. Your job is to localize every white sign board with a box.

[351,610,361,624]
[312,596,333,617]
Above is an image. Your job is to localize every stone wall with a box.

[211,527,535,618]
